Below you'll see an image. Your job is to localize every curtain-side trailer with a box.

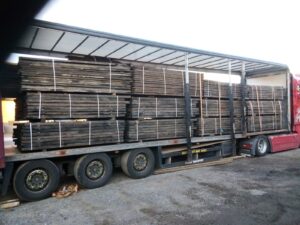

[0,20,299,202]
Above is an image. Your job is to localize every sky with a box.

[19,0,300,74]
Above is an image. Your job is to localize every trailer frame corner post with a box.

[184,53,192,162]
[287,70,291,132]
[0,94,5,169]
[228,60,236,155]
[240,62,247,135]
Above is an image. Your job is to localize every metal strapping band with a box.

[137,97,141,118]
[30,123,33,150]
[190,99,193,117]
[116,120,120,142]
[163,68,167,95]
[116,96,119,117]
[214,118,217,134]
[155,98,158,118]
[208,80,210,97]
[174,119,177,137]
[38,92,42,119]
[272,86,275,100]
[156,120,159,139]
[59,121,62,148]
[175,98,178,117]
[97,94,100,118]
[142,66,145,94]
[136,121,139,141]
[109,63,112,93]
[89,121,91,145]
[69,94,72,118]
[52,59,57,91]
[205,99,208,116]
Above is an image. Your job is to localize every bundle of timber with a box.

[18,58,132,94]
[16,92,130,120]
[246,85,286,100]
[14,120,124,152]
[126,119,188,142]
[129,96,199,119]
[132,64,202,96]
[201,99,241,117]
[203,80,241,99]
[246,100,285,116]
[247,115,287,132]
[194,117,242,136]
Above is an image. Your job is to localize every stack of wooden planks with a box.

[126,119,187,142]
[132,64,202,96]
[16,92,130,120]
[201,99,241,117]
[246,85,287,132]
[203,80,241,99]
[18,58,132,94]
[128,96,199,119]
[14,120,124,152]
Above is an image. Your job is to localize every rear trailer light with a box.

[242,143,252,149]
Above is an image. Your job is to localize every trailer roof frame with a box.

[14,20,289,76]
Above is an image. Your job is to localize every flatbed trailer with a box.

[1,20,299,201]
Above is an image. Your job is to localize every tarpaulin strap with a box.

[116,120,120,142]
[156,120,159,139]
[255,86,262,131]
[163,68,167,95]
[175,98,178,117]
[137,97,141,118]
[155,98,158,118]
[181,71,184,95]
[199,73,204,136]
[109,63,112,93]
[278,101,282,129]
[38,92,42,119]
[194,73,198,97]
[88,121,91,145]
[116,96,119,117]
[29,123,33,150]
[58,121,62,148]
[69,94,72,118]
[136,120,139,141]
[218,82,222,134]
[142,66,145,94]
[52,59,57,91]
[97,94,100,118]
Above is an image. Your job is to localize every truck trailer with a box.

[0,20,299,201]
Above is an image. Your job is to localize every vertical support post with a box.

[0,94,5,169]
[184,53,192,162]
[286,70,291,131]
[240,62,247,135]
[228,60,236,156]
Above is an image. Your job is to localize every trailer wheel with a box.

[121,148,155,179]
[74,153,112,189]
[255,135,270,156]
[13,160,60,201]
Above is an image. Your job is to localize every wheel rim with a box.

[257,138,267,154]
[86,160,104,180]
[25,169,49,191]
[133,153,148,171]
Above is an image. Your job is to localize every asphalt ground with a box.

[1,149,300,225]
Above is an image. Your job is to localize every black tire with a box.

[74,153,112,189]
[121,148,155,179]
[13,160,60,201]
[255,135,270,156]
